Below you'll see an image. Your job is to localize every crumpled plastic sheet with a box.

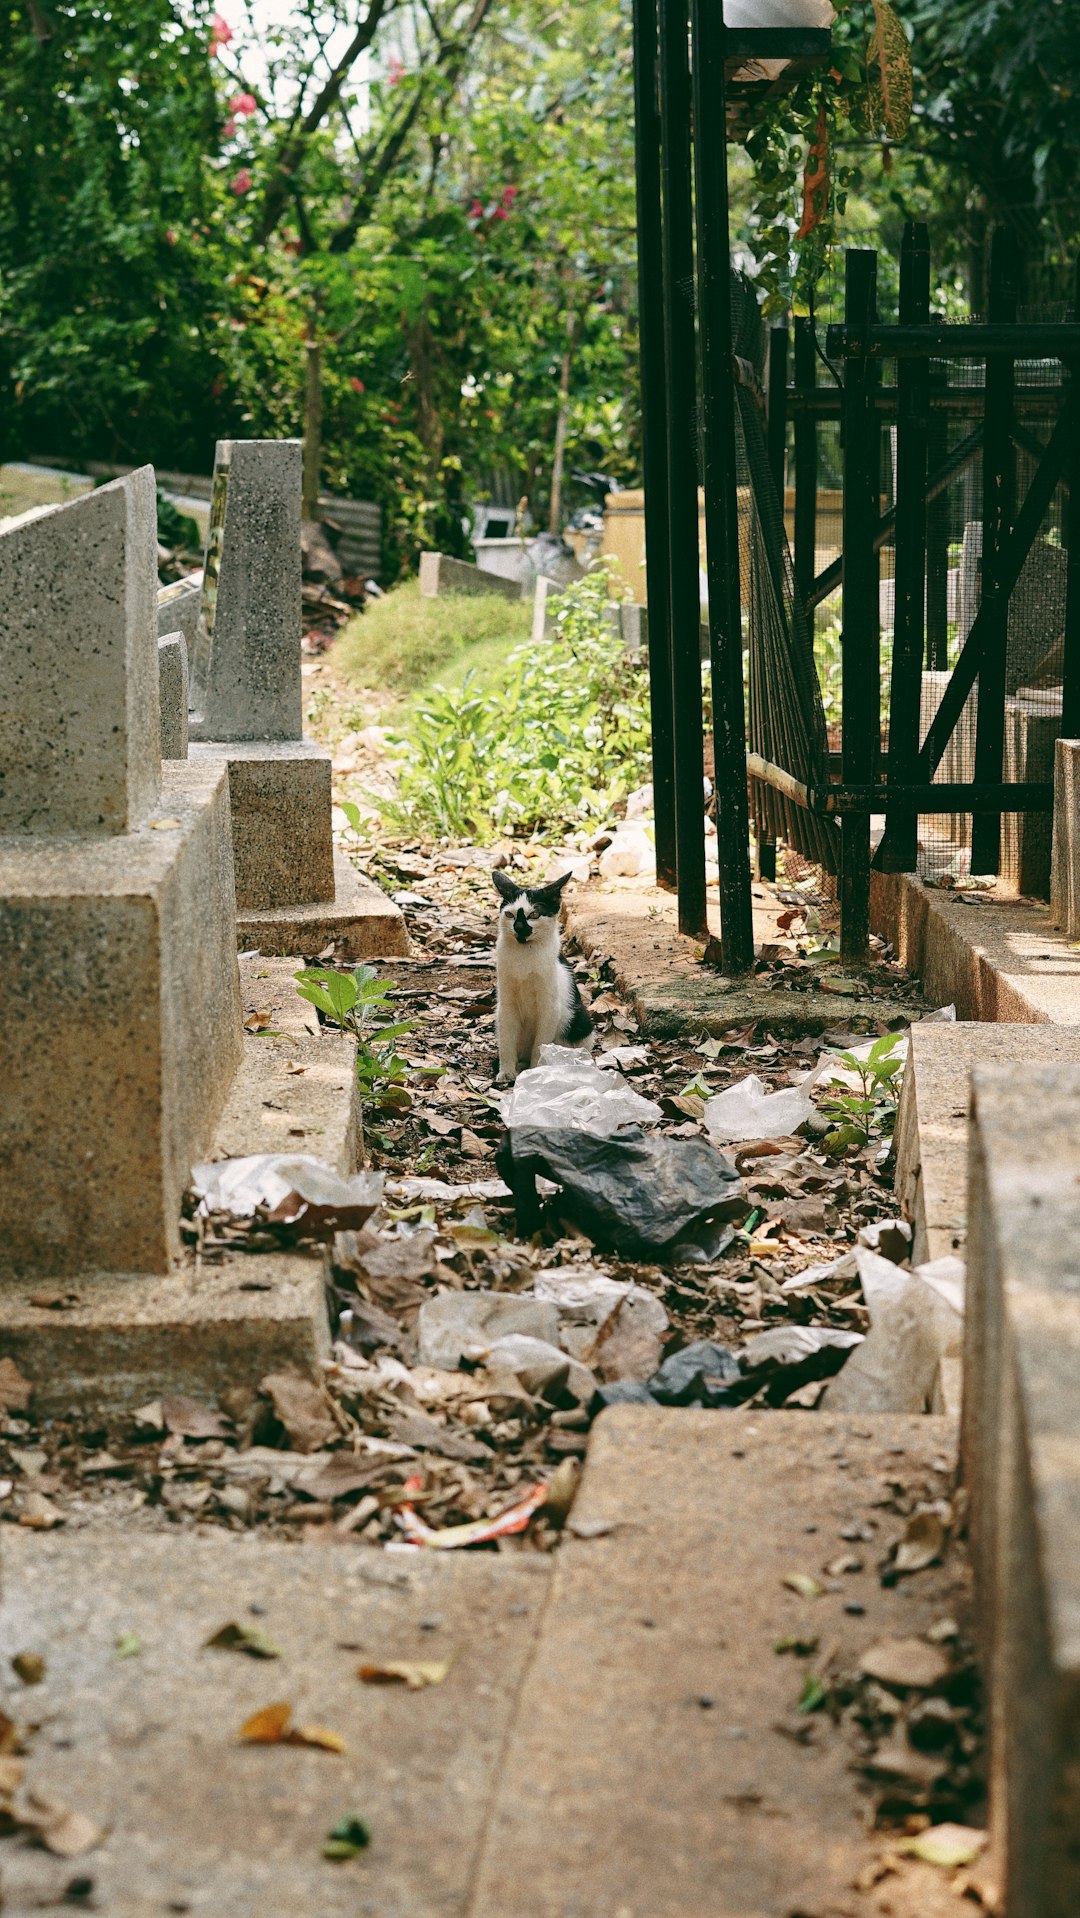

[191,1154,384,1233]
[702,1066,824,1144]
[501,1045,662,1136]
[496,1124,744,1258]
[822,1248,965,1414]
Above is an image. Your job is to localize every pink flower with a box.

[221,115,237,138]
[387,53,406,86]
[209,12,232,47]
[350,376,365,394]
[491,206,508,221]
[230,168,252,196]
[165,228,177,245]
[501,184,518,205]
[229,91,257,114]
[468,198,484,220]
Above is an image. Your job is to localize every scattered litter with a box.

[858,1637,951,1690]
[391,1476,547,1549]
[417,1292,560,1369]
[501,1046,662,1135]
[323,1814,372,1860]
[739,1326,863,1369]
[497,1126,743,1257]
[703,1065,825,1144]
[192,1156,383,1235]
[823,1254,964,1413]
[783,1572,825,1599]
[205,1621,283,1659]
[647,1340,742,1406]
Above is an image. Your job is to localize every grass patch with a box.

[335,579,532,708]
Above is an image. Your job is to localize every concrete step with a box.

[872,869,1080,1026]
[894,1019,1080,1263]
[469,1407,971,1918]
[0,1531,551,1916]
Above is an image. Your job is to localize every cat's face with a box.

[492,869,571,946]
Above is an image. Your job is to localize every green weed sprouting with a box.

[818,1031,906,1153]
[293,963,412,1108]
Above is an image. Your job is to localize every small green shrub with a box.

[294,963,412,1107]
[380,566,652,842]
[334,578,532,702]
[818,1031,905,1152]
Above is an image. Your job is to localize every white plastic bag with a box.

[501,1044,662,1135]
[191,1154,383,1221]
[822,1252,965,1413]
[702,1065,823,1144]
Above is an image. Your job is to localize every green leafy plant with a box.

[380,564,651,842]
[294,964,412,1108]
[818,1032,905,1152]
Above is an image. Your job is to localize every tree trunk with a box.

[302,316,322,521]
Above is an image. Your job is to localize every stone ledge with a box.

[964,1062,1080,1918]
[894,1021,1080,1263]
[189,738,336,910]
[566,886,916,1035]
[236,849,409,960]
[871,867,1080,1024]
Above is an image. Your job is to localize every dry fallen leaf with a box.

[858,1637,950,1690]
[897,1823,987,1868]
[160,1396,232,1440]
[0,1756,24,1795]
[357,1660,451,1691]
[11,1652,45,1685]
[205,1621,283,1660]
[148,816,183,831]
[259,1372,339,1453]
[24,1793,102,1859]
[18,1492,63,1530]
[893,1507,948,1575]
[238,1702,346,1751]
[783,1572,825,1599]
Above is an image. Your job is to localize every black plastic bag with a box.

[496,1125,745,1258]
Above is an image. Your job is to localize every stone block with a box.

[158,631,190,759]
[1001,693,1059,898]
[0,468,160,834]
[1051,736,1080,935]
[189,739,334,910]
[156,574,201,647]
[964,1062,1080,1917]
[189,439,303,742]
[0,758,242,1278]
[236,850,410,961]
[418,550,524,601]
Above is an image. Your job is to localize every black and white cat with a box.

[493,868,592,1081]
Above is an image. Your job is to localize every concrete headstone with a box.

[158,631,190,760]
[0,467,160,834]
[189,439,303,742]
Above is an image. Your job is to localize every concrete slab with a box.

[0,468,160,834]
[568,886,917,1035]
[190,738,336,909]
[0,759,242,1278]
[237,850,410,961]
[470,1407,966,1918]
[1050,735,1080,936]
[159,630,190,759]
[220,955,361,1168]
[418,550,524,601]
[894,1021,1080,1263]
[189,439,304,743]
[0,1531,551,1917]
[964,1063,1080,1918]
[872,868,1080,1024]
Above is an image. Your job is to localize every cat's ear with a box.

[533,869,573,911]
[492,868,519,902]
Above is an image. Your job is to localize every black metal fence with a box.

[632,0,1080,968]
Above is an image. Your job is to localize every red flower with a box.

[221,115,237,138]
[229,91,257,115]
[165,228,177,246]
[501,184,518,205]
[468,198,484,220]
[230,167,252,196]
[209,13,232,51]
[492,206,508,221]
[350,376,365,394]
[388,53,406,86]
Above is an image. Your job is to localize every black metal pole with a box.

[766,324,789,500]
[839,250,880,963]
[658,0,707,936]
[631,0,678,891]
[792,316,818,616]
[688,0,755,972]
[1061,257,1080,739]
[971,226,1019,875]
[878,220,929,873]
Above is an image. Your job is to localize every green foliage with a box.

[381,565,651,841]
[818,1032,906,1153]
[294,963,412,1106]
